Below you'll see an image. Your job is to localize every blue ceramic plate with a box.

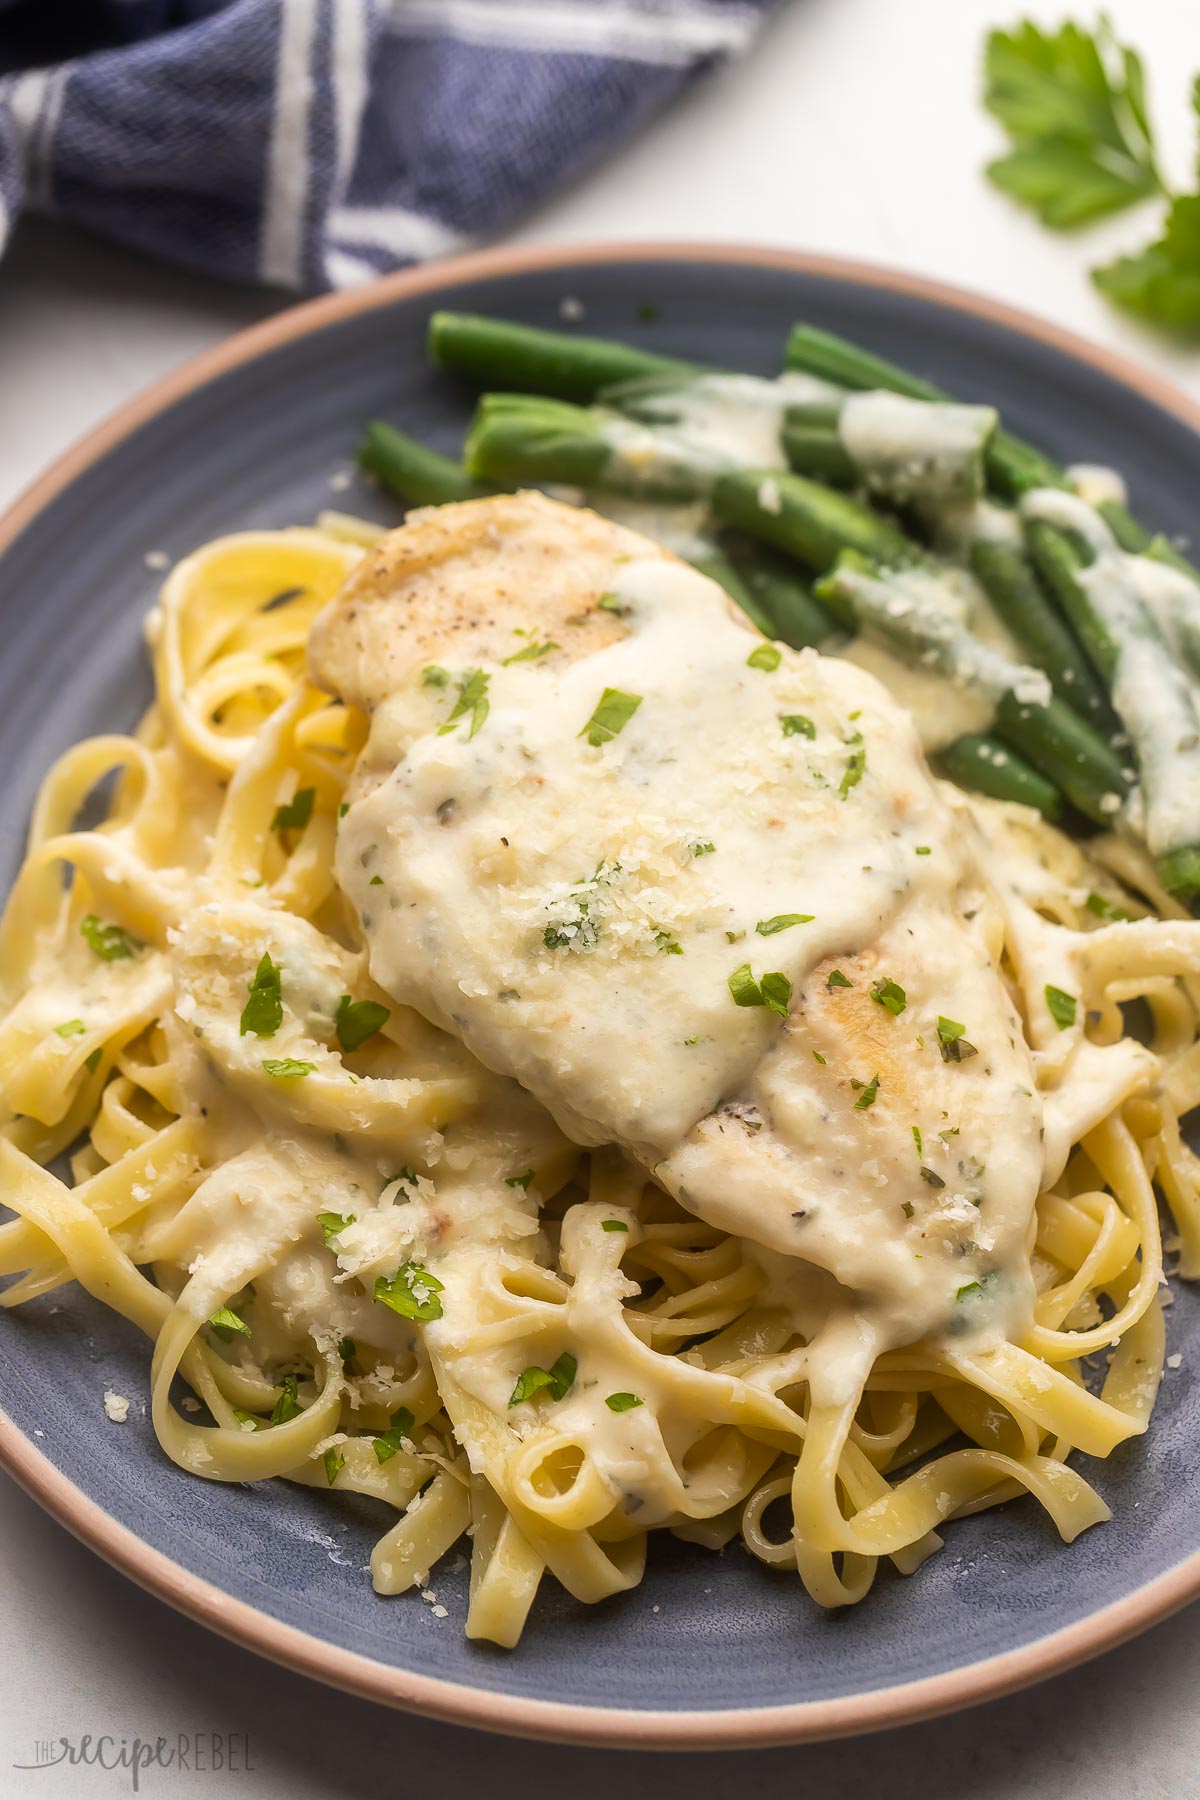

[1,245,1199,1747]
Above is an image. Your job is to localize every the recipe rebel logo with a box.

[11,1732,255,1791]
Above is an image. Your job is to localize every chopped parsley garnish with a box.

[747,643,782,672]
[728,964,792,1018]
[1085,891,1133,921]
[605,1392,643,1413]
[271,787,315,834]
[316,1210,354,1248]
[912,1124,923,1158]
[368,874,384,886]
[373,1262,444,1322]
[505,1170,535,1190]
[270,1375,303,1426]
[509,1352,577,1407]
[691,839,716,857]
[839,744,867,799]
[852,1073,880,1109]
[502,639,558,664]
[812,1050,827,1065]
[870,977,907,1017]
[261,1057,316,1079]
[422,665,450,688]
[579,687,642,748]
[915,845,931,856]
[54,1019,87,1037]
[827,969,852,990]
[1045,984,1078,1030]
[756,913,814,936]
[936,1017,978,1063]
[81,914,142,961]
[438,668,491,740]
[323,1447,346,1485]
[902,1201,915,1219]
[920,1167,946,1188]
[83,1048,103,1074]
[955,1280,984,1303]
[234,1410,264,1432]
[373,1407,416,1463]
[337,1337,356,1363]
[654,929,683,955]
[601,1219,629,1232]
[596,592,629,617]
[779,714,815,739]
[208,1307,251,1341]
[240,951,283,1038]
[335,994,390,1053]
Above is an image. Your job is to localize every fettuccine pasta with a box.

[1,506,1197,1648]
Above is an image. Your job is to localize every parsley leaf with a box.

[324,1446,346,1485]
[54,1019,87,1037]
[373,1406,416,1463]
[271,787,315,834]
[601,1219,629,1232]
[373,1262,444,1322]
[756,913,814,936]
[316,1210,354,1247]
[654,929,683,956]
[505,1169,535,1190]
[596,592,629,617]
[502,639,558,664]
[779,713,815,739]
[579,687,642,747]
[870,977,907,1017]
[422,664,450,688]
[270,1375,304,1426]
[747,643,782,672]
[335,994,390,1053]
[1085,890,1133,922]
[839,744,866,799]
[937,1016,978,1063]
[438,668,490,739]
[852,1073,880,1110]
[728,964,792,1017]
[81,914,142,961]
[509,1352,577,1407]
[827,969,852,990]
[983,18,1161,227]
[1045,984,1078,1030]
[1093,191,1200,333]
[605,1391,643,1413]
[240,951,283,1038]
[261,1057,316,1079]
[83,1047,103,1074]
[208,1306,251,1341]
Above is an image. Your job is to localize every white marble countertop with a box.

[2,0,1199,1792]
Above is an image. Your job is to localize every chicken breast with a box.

[310,492,1042,1351]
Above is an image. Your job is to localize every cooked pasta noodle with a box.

[1,504,1197,1648]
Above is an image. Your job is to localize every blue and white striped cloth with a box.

[0,0,777,292]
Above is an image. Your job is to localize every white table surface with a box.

[2,1,1200,1793]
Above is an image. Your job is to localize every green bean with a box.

[936,734,1064,819]
[358,421,493,506]
[429,311,694,401]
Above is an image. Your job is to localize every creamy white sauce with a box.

[602,371,839,483]
[330,557,1044,1350]
[840,565,1022,751]
[838,392,996,506]
[831,562,1053,710]
[1022,489,1200,856]
[1067,463,1128,510]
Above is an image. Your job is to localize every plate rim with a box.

[2,237,1200,1748]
